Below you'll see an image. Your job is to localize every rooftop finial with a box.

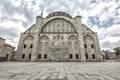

[40,8,44,17]
[75,11,82,18]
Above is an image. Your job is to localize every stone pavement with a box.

[0,62,120,80]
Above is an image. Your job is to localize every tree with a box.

[114,48,120,55]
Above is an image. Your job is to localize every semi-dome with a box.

[47,11,72,18]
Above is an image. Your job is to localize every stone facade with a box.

[0,37,15,61]
[17,11,103,62]
[104,50,116,60]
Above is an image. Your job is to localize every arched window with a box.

[40,35,49,40]
[69,54,73,59]
[61,36,64,40]
[84,35,94,49]
[24,44,27,49]
[92,54,95,59]
[44,54,47,59]
[76,54,79,59]
[6,54,9,60]
[22,54,25,59]
[29,54,31,59]
[53,36,56,40]
[57,35,60,40]
[23,35,33,49]
[38,54,41,59]
[85,53,88,59]
[91,44,94,48]
[84,44,87,48]
[30,44,33,48]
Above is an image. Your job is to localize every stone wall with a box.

[0,37,15,61]
[104,50,116,60]
[17,11,103,62]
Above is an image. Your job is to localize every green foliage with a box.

[114,48,120,55]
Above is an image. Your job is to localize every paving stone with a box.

[0,62,120,80]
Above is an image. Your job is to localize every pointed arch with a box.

[24,35,34,41]
[40,35,49,40]
[68,35,77,40]
[23,35,34,49]
[84,35,94,44]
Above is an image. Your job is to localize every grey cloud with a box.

[0,0,36,28]
[0,27,19,38]
[38,0,84,17]
[0,0,120,50]
[99,30,120,41]
[101,41,120,50]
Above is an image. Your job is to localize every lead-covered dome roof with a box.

[47,11,72,18]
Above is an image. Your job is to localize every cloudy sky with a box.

[0,0,120,51]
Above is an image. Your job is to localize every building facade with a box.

[103,50,116,60]
[0,37,15,61]
[17,11,103,62]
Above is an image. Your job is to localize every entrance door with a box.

[50,45,69,61]
[53,54,63,61]
[6,54,9,61]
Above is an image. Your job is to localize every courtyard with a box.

[0,62,120,80]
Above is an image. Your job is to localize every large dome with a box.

[47,11,72,18]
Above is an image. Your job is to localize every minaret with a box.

[40,10,43,17]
